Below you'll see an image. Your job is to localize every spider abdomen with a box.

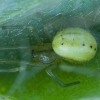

[52,28,97,63]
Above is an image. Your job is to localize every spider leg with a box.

[26,25,43,44]
[44,26,53,42]
[0,60,38,72]
[0,25,24,30]
[0,46,29,50]
[0,25,43,44]
[45,67,80,87]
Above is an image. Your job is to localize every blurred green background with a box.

[0,0,100,100]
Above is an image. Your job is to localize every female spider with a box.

[0,26,97,87]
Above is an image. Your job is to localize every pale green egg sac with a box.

[52,28,97,63]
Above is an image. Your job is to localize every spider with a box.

[0,25,97,87]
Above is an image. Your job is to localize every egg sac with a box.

[52,28,97,63]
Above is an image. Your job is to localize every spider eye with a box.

[52,28,97,63]
[32,50,35,58]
